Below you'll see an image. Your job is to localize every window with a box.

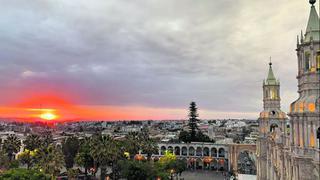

[161,146,166,155]
[189,147,195,156]
[203,147,209,156]
[196,147,202,156]
[174,147,180,155]
[211,148,217,157]
[218,148,225,157]
[270,124,278,132]
[270,90,275,99]
[181,147,187,156]
[305,52,310,71]
[286,123,290,135]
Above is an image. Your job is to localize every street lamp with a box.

[203,156,213,170]
[134,154,145,161]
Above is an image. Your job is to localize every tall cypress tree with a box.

[179,102,213,143]
[188,102,199,141]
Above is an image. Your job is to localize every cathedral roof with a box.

[304,2,320,42]
[265,62,278,85]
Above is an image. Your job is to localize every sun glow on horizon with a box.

[0,94,258,122]
[39,111,58,121]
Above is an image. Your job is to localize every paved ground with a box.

[180,170,225,180]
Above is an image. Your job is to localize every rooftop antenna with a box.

[269,56,272,66]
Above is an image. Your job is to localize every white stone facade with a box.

[155,142,229,170]
[257,1,320,180]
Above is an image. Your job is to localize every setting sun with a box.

[40,112,57,121]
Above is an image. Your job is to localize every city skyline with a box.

[0,0,317,121]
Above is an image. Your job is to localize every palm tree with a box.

[141,139,158,160]
[41,132,53,147]
[124,132,141,158]
[62,136,80,169]
[75,137,94,176]
[0,148,9,169]
[139,128,158,160]
[35,145,65,178]
[89,134,121,180]
[122,128,158,161]
[24,134,41,151]
[3,134,21,161]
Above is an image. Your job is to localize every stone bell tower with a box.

[263,61,281,111]
[288,0,320,179]
[257,61,287,180]
[259,61,287,135]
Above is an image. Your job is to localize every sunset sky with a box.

[0,0,316,121]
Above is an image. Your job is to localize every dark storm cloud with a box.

[0,0,313,116]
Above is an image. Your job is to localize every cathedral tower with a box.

[257,62,287,180]
[257,1,319,180]
[263,61,280,111]
[288,0,320,179]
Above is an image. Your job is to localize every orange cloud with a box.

[0,105,186,122]
[0,93,258,123]
[0,93,184,122]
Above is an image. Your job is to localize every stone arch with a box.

[160,146,166,155]
[174,146,180,155]
[237,148,256,157]
[286,122,290,135]
[168,146,173,153]
[196,147,202,156]
[203,147,209,156]
[270,123,278,132]
[218,148,225,157]
[237,150,256,174]
[211,147,217,157]
[181,146,187,156]
[229,144,256,173]
[189,147,195,156]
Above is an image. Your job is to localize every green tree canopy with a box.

[119,160,156,180]
[3,134,21,161]
[17,149,38,169]
[35,145,65,178]
[89,134,122,180]
[0,168,51,180]
[24,134,41,151]
[62,136,80,169]
[75,137,94,175]
[0,149,9,169]
[188,101,199,140]
[179,102,213,143]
